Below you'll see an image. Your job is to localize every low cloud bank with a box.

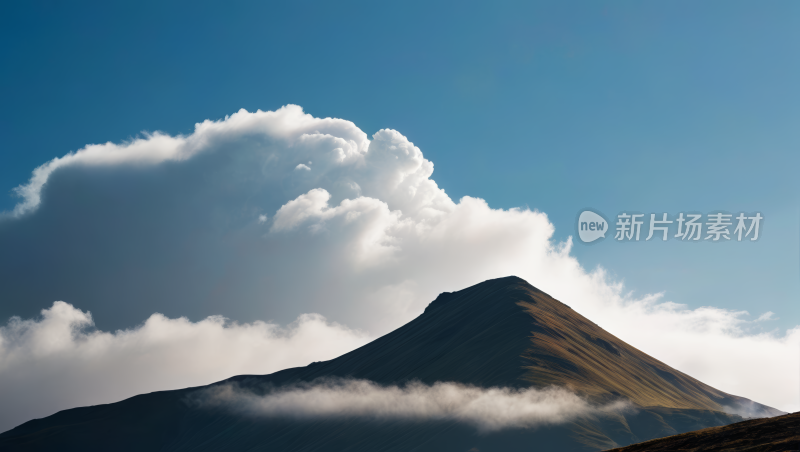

[0,302,371,432]
[722,399,785,419]
[191,379,629,432]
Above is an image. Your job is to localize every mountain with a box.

[0,276,783,451]
[608,411,799,451]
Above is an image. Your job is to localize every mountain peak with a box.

[228,275,777,418]
[424,275,537,312]
[360,275,777,417]
[0,276,783,451]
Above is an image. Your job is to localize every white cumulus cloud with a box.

[0,302,370,432]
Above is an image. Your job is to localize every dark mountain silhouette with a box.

[607,411,800,451]
[0,276,783,451]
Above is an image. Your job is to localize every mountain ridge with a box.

[0,276,782,451]
[607,411,800,451]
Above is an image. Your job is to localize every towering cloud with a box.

[0,105,797,432]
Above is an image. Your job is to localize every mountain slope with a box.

[0,276,782,451]
[607,411,800,451]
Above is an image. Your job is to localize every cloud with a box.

[191,379,629,432]
[0,301,370,432]
[755,311,776,322]
[0,105,797,433]
[721,398,784,419]
[8,132,192,217]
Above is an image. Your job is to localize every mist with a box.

[191,379,630,432]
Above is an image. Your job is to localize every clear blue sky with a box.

[1,1,798,330]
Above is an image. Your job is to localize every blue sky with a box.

[1,1,799,427]
[2,0,796,329]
